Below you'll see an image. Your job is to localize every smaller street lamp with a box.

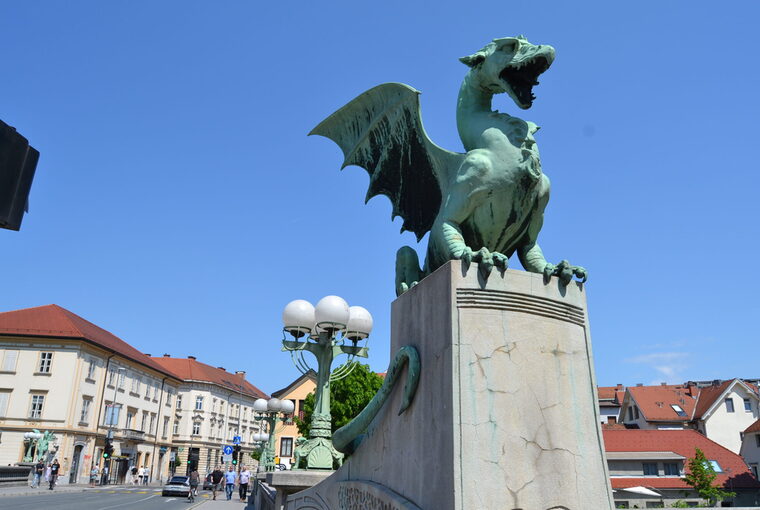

[253,398,295,471]
[281,296,373,469]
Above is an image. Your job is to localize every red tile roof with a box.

[604,429,760,489]
[0,304,179,379]
[599,385,625,406]
[745,419,760,434]
[627,385,698,421]
[693,381,732,419]
[151,356,268,400]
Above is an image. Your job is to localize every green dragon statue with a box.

[311,36,586,295]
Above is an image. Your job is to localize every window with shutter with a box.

[2,351,18,372]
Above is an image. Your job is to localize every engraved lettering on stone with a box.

[338,486,401,510]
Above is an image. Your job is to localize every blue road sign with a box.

[233,435,242,445]
[223,445,233,455]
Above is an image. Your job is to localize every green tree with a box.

[294,362,383,437]
[682,447,735,506]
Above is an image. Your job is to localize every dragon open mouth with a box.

[500,55,551,109]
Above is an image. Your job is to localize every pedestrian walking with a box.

[138,466,145,485]
[101,465,109,485]
[239,465,251,502]
[210,465,224,501]
[143,466,150,485]
[187,468,199,502]
[48,459,60,490]
[31,459,44,488]
[89,465,99,487]
[224,466,237,501]
[130,465,138,485]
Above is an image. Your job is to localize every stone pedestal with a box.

[287,262,614,510]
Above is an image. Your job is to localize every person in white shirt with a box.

[238,466,252,502]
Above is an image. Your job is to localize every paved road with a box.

[0,486,211,510]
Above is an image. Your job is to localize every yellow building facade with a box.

[271,371,316,469]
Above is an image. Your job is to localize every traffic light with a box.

[103,438,114,459]
[232,444,241,465]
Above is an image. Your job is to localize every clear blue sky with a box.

[2,2,758,394]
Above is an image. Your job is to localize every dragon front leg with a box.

[518,241,587,285]
[434,220,509,280]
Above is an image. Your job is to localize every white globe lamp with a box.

[267,398,282,413]
[346,306,373,341]
[314,295,350,331]
[280,399,295,414]
[253,398,269,413]
[282,299,316,338]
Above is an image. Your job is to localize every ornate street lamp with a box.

[253,398,295,471]
[281,296,372,469]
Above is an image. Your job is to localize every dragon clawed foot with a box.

[461,247,509,279]
[543,260,587,285]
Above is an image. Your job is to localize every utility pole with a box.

[236,371,244,476]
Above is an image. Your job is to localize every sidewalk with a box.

[195,495,252,509]
[0,484,93,497]
[0,483,158,498]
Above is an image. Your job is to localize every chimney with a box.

[616,384,623,390]
[636,383,643,387]
[235,371,246,377]
[661,382,667,386]
[188,355,196,360]
[686,382,698,397]
[163,354,171,357]
[607,416,617,425]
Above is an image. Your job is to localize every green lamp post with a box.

[252,398,294,471]
[281,295,372,470]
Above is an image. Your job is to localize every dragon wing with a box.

[310,83,464,241]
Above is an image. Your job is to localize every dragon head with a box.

[460,36,555,110]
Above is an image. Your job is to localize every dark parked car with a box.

[203,473,214,490]
[162,475,190,497]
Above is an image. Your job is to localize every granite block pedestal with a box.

[286,262,614,510]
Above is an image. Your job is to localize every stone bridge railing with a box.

[0,465,33,484]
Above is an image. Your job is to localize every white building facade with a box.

[0,305,181,484]
[150,355,269,475]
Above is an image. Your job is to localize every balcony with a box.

[121,428,145,441]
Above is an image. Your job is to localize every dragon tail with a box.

[332,345,421,455]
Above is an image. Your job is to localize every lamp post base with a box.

[294,437,343,470]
